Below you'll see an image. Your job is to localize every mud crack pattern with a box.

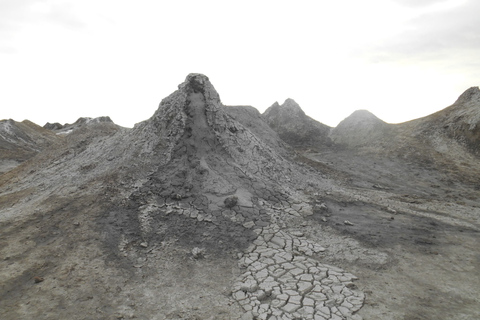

[232,225,364,320]
[139,197,365,320]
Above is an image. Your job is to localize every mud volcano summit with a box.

[1,74,479,320]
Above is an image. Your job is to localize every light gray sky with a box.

[1,0,478,128]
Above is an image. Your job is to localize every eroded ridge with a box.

[232,225,364,320]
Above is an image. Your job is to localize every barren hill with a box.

[44,116,114,135]
[0,119,60,174]
[1,75,479,320]
[398,86,480,158]
[329,110,392,148]
[263,99,332,149]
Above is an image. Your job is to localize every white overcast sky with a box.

[0,0,479,128]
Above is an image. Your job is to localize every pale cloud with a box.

[0,0,85,36]
[0,0,85,64]
[362,0,480,61]
[0,46,17,54]
[0,0,37,33]
[392,0,459,8]
[43,2,86,29]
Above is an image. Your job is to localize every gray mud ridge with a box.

[1,75,479,320]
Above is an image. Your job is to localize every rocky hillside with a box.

[268,87,480,161]
[263,99,332,149]
[329,110,393,149]
[225,105,292,157]
[0,74,368,320]
[0,119,60,174]
[1,75,479,320]
[44,116,115,135]
[266,88,480,188]
[400,86,480,156]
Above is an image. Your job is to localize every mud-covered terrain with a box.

[263,87,480,320]
[0,119,60,174]
[299,150,480,320]
[0,75,479,320]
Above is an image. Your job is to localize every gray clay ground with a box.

[1,74,479,320]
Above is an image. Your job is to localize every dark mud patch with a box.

[100,205,257,261]
[312,198,479,252]
[402,287,479,320]
[150,211,257,256]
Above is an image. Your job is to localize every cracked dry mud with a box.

[150,194,366,319]
[1,74,479,320]
[233,226,364,320]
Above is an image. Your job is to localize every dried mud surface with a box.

[1,75,479,320]
[302,148,480,320]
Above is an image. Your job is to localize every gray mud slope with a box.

[0,119,60,173]
[2,74,366,320]
[1,75,479,320]
[265,87,480,320]
[327,87,480,185]
[262,99,332,149]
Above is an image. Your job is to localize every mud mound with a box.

[0,119,60,173]
[225,105,292,157]
[326,94,480,185]
[1,74,368,320]
[44,116,115,135]
[404,86,480,156]
[1,75,479,320]
[330,110,393,148]
[263,99,332,149]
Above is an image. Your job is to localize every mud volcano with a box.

[1,74,479,320]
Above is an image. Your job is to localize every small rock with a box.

[171,193,183,200]
[321,217,327,222]
[192,247,205,259]
[224,196,238,208]
[140,242,148,248]
[34,276,44,283]
[346,282,357,289]
[387,207,397,214]
[344,220,354,226]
